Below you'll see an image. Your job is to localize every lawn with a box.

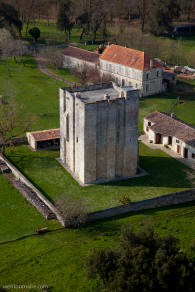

[5,143,195,213]
[169,79,195,125]
[0,173,60,243]
[0,56,66,133]
[23,21,100,49]
[0,202,194,292]
[48,66,81,83]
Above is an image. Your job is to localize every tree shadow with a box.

[81,201,195,236]
[99,155,194,189]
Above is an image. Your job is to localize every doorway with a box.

[177,145,180,154]
[183,148,188,159]
[168,136,172,145]
[156,133,161,144]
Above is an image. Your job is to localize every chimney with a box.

[150,59,153,68]
[104,93,110,100]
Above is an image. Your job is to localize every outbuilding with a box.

[144,111,195,163]
[26,129,60,151]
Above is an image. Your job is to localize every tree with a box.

[0,1,22,38]
[76,11,90,40]
[138,0,148,32]
[55,195,88,227]
[29,27,40,43]
[0,95,35,154]
[0,31,29,75]
[87,226,195,292]
[57,1,74,41]
[148,0,181,35]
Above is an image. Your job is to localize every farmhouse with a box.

[62,46,99,71]
[26,129,60,151]
[59,82,139,185]
[62,44,165,96]
[144,111,195,163]
[99,44,165,96]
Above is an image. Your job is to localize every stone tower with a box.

[60,82,139,185]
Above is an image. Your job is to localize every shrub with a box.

[119,195,132,205]
[55,194,88,228]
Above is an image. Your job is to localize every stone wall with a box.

[0,154,65,226]
[87,189,195,222]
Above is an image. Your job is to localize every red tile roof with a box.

[145,111,195,147]
[29,129,60,142]
[62,46,99,64]
[99,44,162,71]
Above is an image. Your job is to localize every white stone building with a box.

[62,46,99,72]
[60,82,139,185]
[144,111,195,162]
[99,44,164,97]
[26,129,60,151]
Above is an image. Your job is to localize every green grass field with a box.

[0,173,59,243]
[0,202,194,292]
[23,21,100,49]
[5,143,195,213]
[48,66,81,83]
[0,56,65,132]
[0,23,194,290]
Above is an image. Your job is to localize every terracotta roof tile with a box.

[62,46,99,64]
[29,129,60,142]
[145,112,195,147]
[100,44,162,71]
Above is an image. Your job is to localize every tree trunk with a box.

[80,28,85,40]
[1,144,6,154]
[65,30,68,41]
[25,19,30,36]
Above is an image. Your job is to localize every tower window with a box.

[66,114,69,142]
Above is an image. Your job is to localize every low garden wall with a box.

[87,189,195,222]
[0,154,65,226]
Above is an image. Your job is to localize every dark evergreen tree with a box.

[29,27,40,42]
[87,226,195,292]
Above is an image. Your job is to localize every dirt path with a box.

[35,56,77,86]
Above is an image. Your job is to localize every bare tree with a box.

[0,32,29,75]
[55,195,88,227]
[39,47,64,69]
[0,94,36,154]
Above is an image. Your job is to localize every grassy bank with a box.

[5,143,195,212]
[0,202,194,291]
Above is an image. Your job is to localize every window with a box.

[176,139,179,143]
[109,63,112,72]
[66,114,69,142]
[148,121,151,126]
[146,73,149,80]
[121,66,124,75]
[116,65,119,74]
[146,84,150,92]
[129,69,131,78]
[157,70,159,77]
[136,83,138,88]
[192,153,195,159]
[129,81,131,86]
[103,61,106,70]
[64,97,66,112]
